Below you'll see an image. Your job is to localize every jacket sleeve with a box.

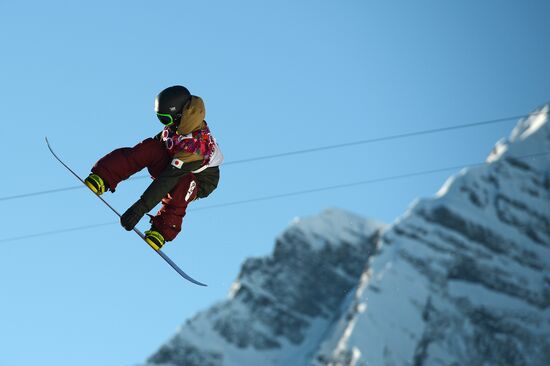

[140,160,203,211]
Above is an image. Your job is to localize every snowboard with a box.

[46,137,207,286]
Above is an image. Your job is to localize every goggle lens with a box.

[156,113,174,125]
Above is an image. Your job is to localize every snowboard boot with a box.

[145,229,165,251]
[84,173,106,195]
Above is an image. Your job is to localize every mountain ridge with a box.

[142,104,550,366]
[316,104,549,365]
[144,208,385,366]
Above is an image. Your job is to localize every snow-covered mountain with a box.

[313,105,550,366]
[144,209,385,366]
[142,105,550,366]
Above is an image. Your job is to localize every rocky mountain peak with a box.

[318,105,550,366]
[142,105,550,366]
[144,209,384,366]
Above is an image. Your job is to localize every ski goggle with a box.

[156,113,176,126]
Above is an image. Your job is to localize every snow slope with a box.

[142,209,385,366]
[315,105,550,366]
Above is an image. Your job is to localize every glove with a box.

[120,199,148,231]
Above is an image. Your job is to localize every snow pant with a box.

[91,138,198,241]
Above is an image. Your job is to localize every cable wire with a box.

[0,222,116,243]
[0,112,534,202]
[194,150,550,210]
[223,114,530,165]
[2,150,548,244]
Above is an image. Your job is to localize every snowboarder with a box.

[84,85,223,250]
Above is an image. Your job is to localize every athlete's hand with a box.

[121,199,148,231]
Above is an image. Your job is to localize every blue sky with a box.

[1,1,549,365]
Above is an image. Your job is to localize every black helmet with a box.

[155,85,191,125]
